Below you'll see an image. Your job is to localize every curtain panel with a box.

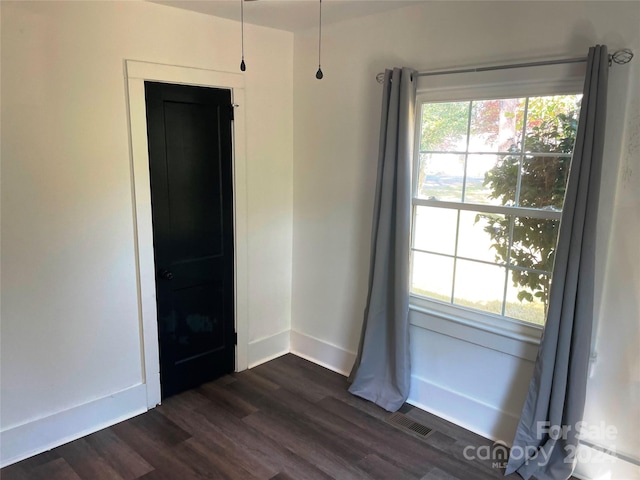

[348,67,416,412]
[506,45,609,480]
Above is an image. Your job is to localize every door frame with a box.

[124,60,248,408]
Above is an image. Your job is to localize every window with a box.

[410,93,582,326]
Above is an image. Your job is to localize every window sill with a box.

[409,295,542,361]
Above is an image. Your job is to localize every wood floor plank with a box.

[126,409,191,447]
[247,381,421,474]
[156,388,212,412]
[224,375,372,467]
[243,410,374,480]
[250,358,332,403]
[83,427,154,480]
[179,394,333,480]
[420,466,461,480]
[196,380,259,419]
[0,463,31,480]
[258,386,436,478]
[172,437,263,480]
[252,390,371,463]
[231,369,280,394]
[157,394,278,479]
[418,430,458,452]
[55,438,125,480]
[313,398,446,477]
[356,454,421,480]
[213,374,237,386]
[110,417,199,480]
[272,355,393,422]
[277,354,352,393]
[29,458,82,480]
[268,473,296,480]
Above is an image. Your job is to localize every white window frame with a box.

[409,63,586,353]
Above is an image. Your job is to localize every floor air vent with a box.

[387,412,433,440]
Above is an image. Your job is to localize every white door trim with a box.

[124,60,249,408]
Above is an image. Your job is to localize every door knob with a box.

[158,269,174,280]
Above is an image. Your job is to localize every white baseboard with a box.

[290,330,356,376]
[247,329,290,368]
[572,443,640,480]
[408,374,520,445]
[0,383,148,468]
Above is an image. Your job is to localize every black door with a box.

[145,81,235,399]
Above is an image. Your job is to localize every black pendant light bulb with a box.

[240,0,246,71]
[316,0,323,79]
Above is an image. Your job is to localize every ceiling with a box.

[149,0,423,33]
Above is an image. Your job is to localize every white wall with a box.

[0,0,293,464]
[579,61,640,480]
[292,2,639,478]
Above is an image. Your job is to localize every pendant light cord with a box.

[240,0,246,71]
[318,0,322,67]
[316,0,323,79]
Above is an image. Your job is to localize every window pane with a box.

[417,153,465,201]
[505,271,550,325]
[413,206,457,255]
[518,156,569,209]
[509,217,559,273]
[411,94,578,325]
[524,95,582,154]
[465,154,517,205]
[457,211,506,263]
[469,98,525,152]
[420,101,470,152]
[453,260,505,315]
[411,251,454,302]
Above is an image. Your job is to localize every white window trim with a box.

[410,63,586,358]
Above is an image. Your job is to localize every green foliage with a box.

[420,102,469,151]
[478,96,581,313]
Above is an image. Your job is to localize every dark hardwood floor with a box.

[1,354,563,479]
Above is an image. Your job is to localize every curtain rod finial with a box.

[611,49,634,65]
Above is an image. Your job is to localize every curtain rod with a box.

[375,48,634,84]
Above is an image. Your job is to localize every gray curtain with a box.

[506,45,609,480]
[348,67,416,412]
